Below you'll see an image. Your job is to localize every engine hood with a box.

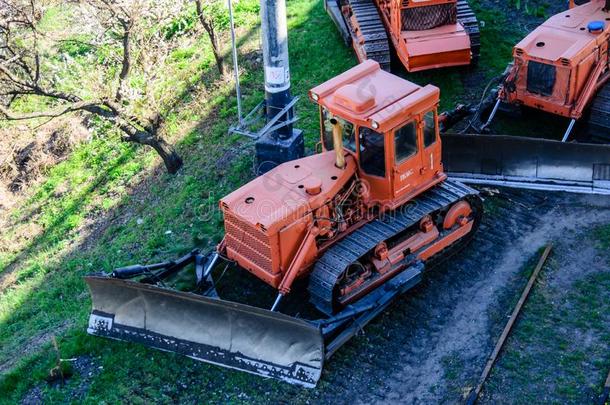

[515,1,609,63]
[220,151,356,234]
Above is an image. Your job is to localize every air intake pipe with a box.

[330,117,346,169]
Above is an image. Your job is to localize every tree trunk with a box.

[92,104,184,174]
[195,0,226,76]
[210,37,226,76]
[146,137,183,174]
[120,126,184,174]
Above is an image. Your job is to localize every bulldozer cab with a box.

[311,60,446,207]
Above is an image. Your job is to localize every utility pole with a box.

[255,0,304,173]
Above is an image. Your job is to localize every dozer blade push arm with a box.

[110,249,211,285]
[271,226,319,311]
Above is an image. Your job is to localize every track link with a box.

[308,179,481,315]
[456,0,480,65]
[346,0,391,71]
[586,80,610,143]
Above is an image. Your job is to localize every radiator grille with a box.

[224,211,274,272]
[401,3,456,31]
[527,61,556,96]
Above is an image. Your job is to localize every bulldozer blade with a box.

[84,276,324,387]
[442,134,610,195]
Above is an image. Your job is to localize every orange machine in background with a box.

[487,0,610,142]
[325,0,480,71]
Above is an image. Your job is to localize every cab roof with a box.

[309,60,440,132]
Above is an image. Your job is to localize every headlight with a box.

[311,92,319,101]
[371,120,379,129]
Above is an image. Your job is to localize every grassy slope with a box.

[0,0,608,403]
[0,0,355,402]
[483,232,610,403]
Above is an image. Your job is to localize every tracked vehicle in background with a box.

[85,61,482,387]
[483,0,610,142]
[325,0,479,71]
[439,0,610,195]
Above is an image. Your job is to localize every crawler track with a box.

[457,0,480,65]
[347,0,391,71]
[586,80,610,142]
[308,179,481,315]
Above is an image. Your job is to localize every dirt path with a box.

[305,190,610,404]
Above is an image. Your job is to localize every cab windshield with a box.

[321,107,356,152]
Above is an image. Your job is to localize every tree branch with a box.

[0,100,104,121]
[115,17,131,101]
[195,0,225,75]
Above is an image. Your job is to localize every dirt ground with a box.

[300,189,610,404]
[0,118,88,214]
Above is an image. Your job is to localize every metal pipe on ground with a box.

[464,244,553,405]
[597,369,610,405]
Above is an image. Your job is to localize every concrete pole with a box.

[255,0,303,172]
[260,0,293,139]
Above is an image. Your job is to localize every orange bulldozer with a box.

[325,0,480,71]
[483,0,610,142]
[84,61,482,387]
[440,0,610,195]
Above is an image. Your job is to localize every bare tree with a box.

[195,0,227,76]
[0,0,186,173]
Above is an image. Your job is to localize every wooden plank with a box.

[597,369,610,405]
[465,244,553,405]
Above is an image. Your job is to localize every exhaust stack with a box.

[330,118,346,169]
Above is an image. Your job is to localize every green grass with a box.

[593,223,610,252]
[0,0,354,402]
[481,242,610,404]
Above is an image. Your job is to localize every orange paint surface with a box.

[502,0,610,119]
[220,61,470,297]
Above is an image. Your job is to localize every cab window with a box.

[359,127,386,177]
[423,111,437,148]
[394,121,418,164]
[321,108,356,152]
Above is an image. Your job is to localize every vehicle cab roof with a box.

[309,60,440,133]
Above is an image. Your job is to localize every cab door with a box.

[358,126,392,202]
[419,109,442,184]
[391,119,423,199]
